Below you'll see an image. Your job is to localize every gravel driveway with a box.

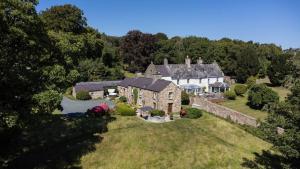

[61,96,115,114]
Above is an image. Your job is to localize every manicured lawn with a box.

[220,95,268,120]
[220,80,290,120]
[81,114,271,169]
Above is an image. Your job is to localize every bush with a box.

[76,90,91,100]
[246,76,257,89]
[116,103,136,116]
[248,84,279,109]
[224,90,236,100]
[183,108,203,119]
[65,87,73,95]
[32,90,63,114]
[119,96,127,103]
[149,109,165,116]
[234,84,247,96]
[181,91,190,105]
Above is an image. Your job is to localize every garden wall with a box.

[191,96,258,127]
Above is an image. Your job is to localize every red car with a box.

[87,103,109,117]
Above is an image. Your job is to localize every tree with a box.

[40,4,87,34]
[236,45,260,83]
[267,54,293,86]
[120,30,159,72]
[257,81,300,168]
[154,32,168,41]
[248,84,279,109]
[0,0,51,115]
[32,90,63,114]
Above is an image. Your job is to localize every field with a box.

[81,114,271,169]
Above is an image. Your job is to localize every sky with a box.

[37,0,300,49]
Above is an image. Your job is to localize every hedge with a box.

[149,109,165,116]
[116,103,136,116]
[184,108,203,119]
[224,90,236,100]
[76,90,91,100]
[234,84,247,96]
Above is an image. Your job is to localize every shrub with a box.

[234,84,247,96]
[181,91,190,105]
[248,84,279,109]
[116,103,136,116]
[119,96,127,103]
[224,90,236,100]
[149,109,165,116]
[32,90,63,114]
[76,90,91,100]
[246,76,257,89]
[184,108,203,119]
[65,87,73,95]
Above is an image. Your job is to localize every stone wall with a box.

[117,83,181,114]
[191,96,257,127]
[158,82,181,113]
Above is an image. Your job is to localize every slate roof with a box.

[138,106,154,112]
[74,80,121,92]
[209,82,230,88]
[118,77,172,92]
[154,63,224,79]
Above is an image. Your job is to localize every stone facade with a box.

[118,82,181,114]
[191,96,258,127]
[72,87,104,99]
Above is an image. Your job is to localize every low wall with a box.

[191,97,257,127]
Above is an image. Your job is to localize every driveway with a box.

[61,96,115,114]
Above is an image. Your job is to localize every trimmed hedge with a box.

[149,109,165,116]
[119,96,127,103]
[116,103,136,116]
[184,108,203,119]
[234,84,247,96]
[76,90,91,100]
[224,90,236,100]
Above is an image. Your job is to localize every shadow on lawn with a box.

[0,114,115,169]
[242,150,284,169]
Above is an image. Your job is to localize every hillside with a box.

[81,114,271,169]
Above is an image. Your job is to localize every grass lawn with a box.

[220,80,290,120]
[220,95,268,120]
[81,114,271,169]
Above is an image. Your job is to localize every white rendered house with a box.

[145,56,229,94]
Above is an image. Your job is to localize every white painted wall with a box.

[161,76,224,92]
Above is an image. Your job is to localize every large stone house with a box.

[73,81,120,99]
[117,77,181,114]
[145,56,229,94]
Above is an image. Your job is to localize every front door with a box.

[168,103,173,113]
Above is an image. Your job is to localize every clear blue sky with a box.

[37,0,300,49]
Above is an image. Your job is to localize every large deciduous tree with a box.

[40,4,87,34]
[267,54,293,86]
[120,30,158,72]
[0,0,50,114]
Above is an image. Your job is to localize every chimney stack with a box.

[197,57,203,64]
[164,58,168,65]
[185,55,191,68]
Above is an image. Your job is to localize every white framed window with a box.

[199,78,202,83]
[177,79,179,85]
[187,79,190,84]
[168,92,174,100]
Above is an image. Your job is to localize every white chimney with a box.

[185,55,191,68]
[164,58,168,65]
[197,57,203,64]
